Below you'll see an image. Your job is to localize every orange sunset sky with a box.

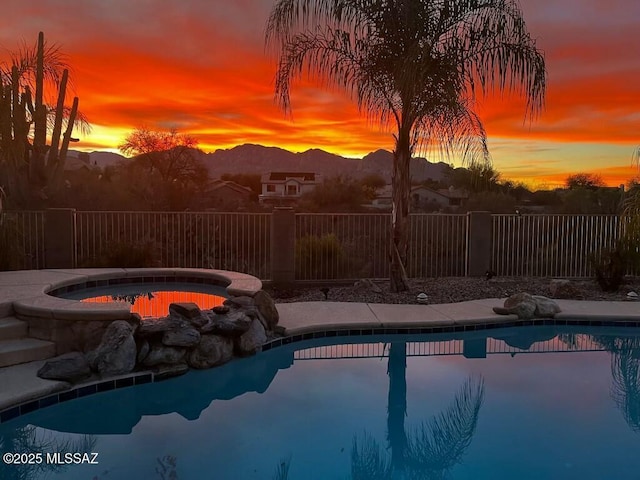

[1,0,639,188]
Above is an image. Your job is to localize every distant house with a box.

[259,172,322,204]
[370,185,393,209]
[207,180,254,210]
[64,152,99,172]
[371,185,468,211]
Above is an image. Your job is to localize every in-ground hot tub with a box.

[9,268,262,355]
[50,278,228,318]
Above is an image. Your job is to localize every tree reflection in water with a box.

[273,341,485,480]
[0,425,95,480]
[594,335,640,432]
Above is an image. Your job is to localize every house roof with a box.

[265,172,316,182]
[63,154,98,172]
[375,184,469,201]
[208,180,253,196]
[436,187,468,199]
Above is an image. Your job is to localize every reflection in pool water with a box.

[2,326,640,479]
[58,282,227,318]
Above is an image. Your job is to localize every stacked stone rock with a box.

[492,292,561,319]
[37,291,280,383]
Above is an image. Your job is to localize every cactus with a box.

[0,31,84,206]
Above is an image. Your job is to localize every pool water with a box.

[2,326,640,479]
[58,282,227,318]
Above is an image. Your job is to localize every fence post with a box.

[44,208,76,268]
[466,211,492,276]
[271,207,296,286]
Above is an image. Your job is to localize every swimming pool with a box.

[2,325,640,479]
[55,282,227,318]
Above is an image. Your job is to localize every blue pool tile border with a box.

[3,317,640,425]
[47,275,227,298]
[0,373,153,426]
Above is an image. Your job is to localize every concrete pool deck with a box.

[0,268,639,418]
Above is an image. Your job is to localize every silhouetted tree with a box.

[565,172,605,190]
[298,175,368,211]
[119,127,209,210]
[266,0,546,291]
[448,164,502,193]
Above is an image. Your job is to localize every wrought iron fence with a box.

[293,333,602,360]
[2,210,637,281]
[492,214,621,277]
[0,211,45,270]
[408,214,468,277]
[294,213,469,281]
[295,213,390,280]
[75,211,271,279]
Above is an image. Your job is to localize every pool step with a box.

[0,316,28,340]
[0,316,56,368]
[0,338,56,368]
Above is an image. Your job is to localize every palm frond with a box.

[351,433,393,480]
[609,338,640,432]
[407,375,485,473]
[266,0,545,164]
[272,456,292,480]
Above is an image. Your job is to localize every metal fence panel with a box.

[492,214,621,277]
[294,213,468,281]
[408,214,468,277]
[0,211,46,270]
[75,211,271,279]
[4,210,637,280]
[295,213,391,280]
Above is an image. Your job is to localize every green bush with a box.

[590,242,630,292]
[295,234,349,279]
[81,240,159,268]
[0,220,22,270]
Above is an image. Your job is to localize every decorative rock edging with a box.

[36,290,281,382]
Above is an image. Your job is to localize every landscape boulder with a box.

[162,325,201,347]
[188,335,234,369]
[200,310,252,336]
[87,321,137,376]
[37,352,91,382]
[137,315,184,338]
[223,296,255,308]
[142,345,186,367]
[169,302,201,319]
[493,293,561,319]
[549,279,582,299]
[235,318,267,356]
[253,290,279,330]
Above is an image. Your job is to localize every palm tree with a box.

[618,146,640,272]
[592,335,640,433]
[350,371,485,479]
[266,0,546,291]
[267,350,484,480]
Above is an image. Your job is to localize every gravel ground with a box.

[267,277,640,305]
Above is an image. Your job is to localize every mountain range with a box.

[75,144,453,183]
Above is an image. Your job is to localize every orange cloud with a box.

[0,0,638,186]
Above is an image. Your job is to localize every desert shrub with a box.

[0,216,23,270]
[295,234,351,279]
[81,240,159,268]
[462,191,517,213]
[590,242,631,292]
[298,176,368,212]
